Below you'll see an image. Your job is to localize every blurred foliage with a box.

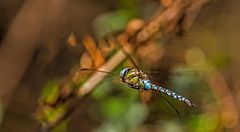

[93,0,138,37]
[41,81,61,104]
[209,53,232,69]
[52,120,68,132]
[188,113,223,132]
[36,80,70,127]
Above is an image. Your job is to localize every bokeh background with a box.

[0,0,240,132]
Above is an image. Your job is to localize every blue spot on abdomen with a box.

[153,85,158,90]
[144,83,151,90]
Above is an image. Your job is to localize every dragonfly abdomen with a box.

[141,79,196,107]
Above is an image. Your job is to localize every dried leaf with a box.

[83,36,105,68]
[67,32,78,47]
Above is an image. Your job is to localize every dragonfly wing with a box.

[144,70,171,86]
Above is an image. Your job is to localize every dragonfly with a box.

[80,46,196,108]
[119,67,196,107]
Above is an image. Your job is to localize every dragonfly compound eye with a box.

[119,68,130,80]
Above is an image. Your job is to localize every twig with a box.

[135,0,191,43]
[208,70,239,128]
[181,0,210,32]
[78,50,126,95]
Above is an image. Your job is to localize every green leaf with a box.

[41,81,60,104]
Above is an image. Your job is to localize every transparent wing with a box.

[143,69,172,86]
[143,68,197,86]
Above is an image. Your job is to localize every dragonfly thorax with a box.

[119,68,148,89]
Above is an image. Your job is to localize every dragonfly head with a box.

[120,68,146,89]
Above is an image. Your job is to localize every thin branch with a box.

[78,50,126,95]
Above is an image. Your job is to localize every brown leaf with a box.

[67,32,78,47]
[83,36,105,68]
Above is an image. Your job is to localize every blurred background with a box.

[0,0,240,132]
